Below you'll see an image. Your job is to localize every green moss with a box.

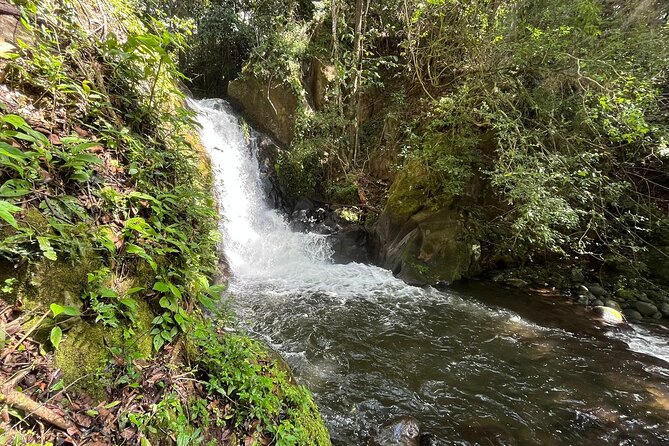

[20,208,51,233]
[55,321,121,397]
[283,385,332,445]
[18,255,99,311]
[132,298,155,359]
[385,160,431,224]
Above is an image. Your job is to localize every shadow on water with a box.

[191,98,669,446]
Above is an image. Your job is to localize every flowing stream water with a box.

[191,98,669,445]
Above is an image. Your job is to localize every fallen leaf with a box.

[74,126,89,137]
[121,428,136,440]
[49,134,61,145]
[73,412,93,428]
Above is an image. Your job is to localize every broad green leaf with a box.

[37,236,57,261]
[69,153,103,165]
[0,179,31,197]
[95,227,116,253]
[51,303,81,317]
[167,282,182,299]
[153,334,165,351]
[0,141,29,161]
[119,298,137,310]
[153,281,169,292]
[50,326,62,349]
[0,200,21,229]
[2,114,27,129]
[70,171,91,182]
[126,244,157,271]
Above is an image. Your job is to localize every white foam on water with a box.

[617,325,669,365]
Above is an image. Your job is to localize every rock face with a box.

[375,205,478,286]
[306,58,336,111]
[623,309,643,322]
[373,160,480,286]
[592,306,626,325]
[228,74,303,146]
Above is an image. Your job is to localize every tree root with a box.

[0,384,73,431]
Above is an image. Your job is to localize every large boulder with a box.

[228,74,304,146]
[375,162,479,286]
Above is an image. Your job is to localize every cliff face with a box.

[228,75,302,146]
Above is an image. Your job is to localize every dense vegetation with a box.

[178,0,669,290]
[0,0,330,444]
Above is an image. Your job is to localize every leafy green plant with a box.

[48,302,81,350]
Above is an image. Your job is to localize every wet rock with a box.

[228,74,303,145]
[570,268,585,283]
[576,285,595,303]
[660,303,669,316]
[587,284,607,297]
[373,417,421,446]
[329,226,374,264]
[623,309,643,321]
[652,312,663,320]
[635,301,658,317]
[592,299,604,307]
[419,434,437,446]
[506,278,528,288]
[592,306,626,325]
[376,203,478,286]
[605,299,622,311]
[375,161,479,286]
[616,288,636,301]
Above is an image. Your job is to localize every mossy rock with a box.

[0,252,100,309]
[55,321,120,397]
[54,298,154,396]
[284,386,332,446]
[383,159,432,226]
[228,74,303,146]
[377,198,477,286]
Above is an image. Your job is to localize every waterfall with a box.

[189,97,437,300]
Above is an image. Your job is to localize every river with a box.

[191,98,669,445]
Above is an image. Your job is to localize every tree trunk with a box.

[349,0,369,165]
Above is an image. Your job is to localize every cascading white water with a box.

[190,99,332,278]
[189,98,669,445]
[189,98,447,301]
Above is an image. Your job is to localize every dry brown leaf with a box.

[74,126,89,137]
[74,412,93,428]
[120,428,135,440]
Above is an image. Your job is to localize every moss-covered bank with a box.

[0,0,331,444]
